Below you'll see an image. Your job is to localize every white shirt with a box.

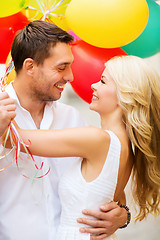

[0,83,86,240]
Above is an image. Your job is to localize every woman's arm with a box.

[17,125,109,161]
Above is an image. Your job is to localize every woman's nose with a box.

[91,81,99,90]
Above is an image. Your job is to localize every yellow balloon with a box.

[23,0,71,30]
[66,0,149,48]
[0,0,25,17]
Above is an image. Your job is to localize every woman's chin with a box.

[89,102,96,112]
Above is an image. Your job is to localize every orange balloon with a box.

[5,52,16,85]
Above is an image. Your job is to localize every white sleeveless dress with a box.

[56,130,121,240]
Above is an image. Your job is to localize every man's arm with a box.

[77,195,129,240]
[0,92,16,136]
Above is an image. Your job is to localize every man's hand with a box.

[77,202,128,240]
[0,92,16,137]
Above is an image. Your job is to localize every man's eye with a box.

[58,68,65,71]
[101,79,105,84]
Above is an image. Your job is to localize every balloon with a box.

[23,0,71,30]
[5,52,16,85]
[70,41,127,103]
[0,11,29,29]
[0,12,29,63]
[0,28,14,64]
[0,0,25,17]
[122,0,160,58]
[65,0,149,48]
[67,30,81,43]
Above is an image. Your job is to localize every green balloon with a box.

[122,0,160,58]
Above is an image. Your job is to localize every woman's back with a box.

[56,131,121,240]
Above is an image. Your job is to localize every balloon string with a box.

[0,61,50,179]
[50,0,65,12]
[36,0,45,15]
[0,125,16,172]
[50,0,58,10]
[10,123,51,179]
[26,0,69,21]
[50,0,70,13]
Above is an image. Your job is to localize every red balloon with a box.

[71,40,127,103]
[0,12,29,63]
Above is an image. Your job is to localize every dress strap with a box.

[105,130,121,161]
[99,130,121,183]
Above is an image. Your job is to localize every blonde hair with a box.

[106,55,160,221]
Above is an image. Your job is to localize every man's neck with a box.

[12,80,46,129]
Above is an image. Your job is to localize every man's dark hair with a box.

[11,20,73,73]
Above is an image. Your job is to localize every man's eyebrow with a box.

[57,62,68,66]
[56,61,74,66]
[56,59,74,66]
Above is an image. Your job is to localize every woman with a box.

[9,55,160,239]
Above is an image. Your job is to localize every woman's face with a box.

[89,67,119,116]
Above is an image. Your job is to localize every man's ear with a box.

[23,58,35,75]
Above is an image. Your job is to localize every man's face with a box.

[31,42,74,101]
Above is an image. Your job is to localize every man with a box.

[0,20,128,240]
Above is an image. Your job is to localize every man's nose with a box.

[63,68,74,83]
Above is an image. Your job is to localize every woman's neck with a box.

[100,110,125,133]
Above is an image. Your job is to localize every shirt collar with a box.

[5,82,57,129]
[5,81,56,110]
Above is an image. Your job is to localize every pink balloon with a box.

[68,30,81,42]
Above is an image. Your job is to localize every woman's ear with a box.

[23,58,34,76]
